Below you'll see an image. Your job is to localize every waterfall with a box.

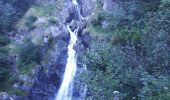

[55,0,80,100]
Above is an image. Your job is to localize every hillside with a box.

[0,0,170,100]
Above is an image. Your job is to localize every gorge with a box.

[0,0,170,100]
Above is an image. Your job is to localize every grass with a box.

[17,0,64,30]
[85,25,114,38]
[29,5,55,17]
[19,62,37,77]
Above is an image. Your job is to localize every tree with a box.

[0,35,10,89]
[0,0,34,33]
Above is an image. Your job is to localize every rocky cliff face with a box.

[15,0,94,100]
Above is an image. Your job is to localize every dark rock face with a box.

[69,20,78,31]
[29,68,55,100]
[16,0,93,100]
[77,21,87,36]
[25,28,70,100]
[78,0,95,17]
[81,32,91,49]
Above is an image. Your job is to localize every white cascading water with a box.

[55,0,79,100]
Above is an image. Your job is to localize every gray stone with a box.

[79,0,95,17]
[69,20,78,31]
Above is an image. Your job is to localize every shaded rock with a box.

[79,0,95,17]
[102,0,115,10]
[77,21,87,36]
[60,6,70,24]
[0,92,10,100]
[50,26,60,37]
[57,31,70,42]
[69,20,78,31]
[28,67,57,100]
[81,32,91,49]
[74,39,84,53]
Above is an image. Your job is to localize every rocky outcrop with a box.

[24,0,92,100]
[27,27,70,100]
[78,0,96,17]
[11,0,93,99]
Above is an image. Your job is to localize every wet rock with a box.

[75,32,91,53]
[57,31,70,42]
[69,20,78,31]
[0,92,10,100]
[77,21,87,36]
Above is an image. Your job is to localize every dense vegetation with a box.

[0,0,34,33]
[0,0,169,99]
[0,35,11,90]
[81,0,170,99]
[0,0,34,92]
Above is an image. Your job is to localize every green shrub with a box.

[0,35,10,89]
[0,35,11,46]
[18,38,41,65]
[0,0,34,33]
[48,17,58,25]
[115,27,142,44]
[91,18,99,26]
[25,16,37,30]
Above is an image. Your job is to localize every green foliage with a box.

[82,42,121,99]
[115,27,142,44]
[31,5,56,17]
[0,35,11,46]
[20,62,37,76]
[85,43,112,72]
[91,18,99,26]
[0,2,16,33]
[82,1,170,99]
[141,0,161,12]
[25,15,37,30]
[0,35,10,90]
[18,38,41,66]
[48,17,58,25]
[0,0,34,33]
[91,10,116,30]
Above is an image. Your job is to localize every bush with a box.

[115,27,142,45]
[18,38,41,65]
[0,35,11,46]
[48,17,58,25]
[25,16,37,30]
[0,35,10,89]
[0,0,34,33]
[91,18,99,26]
[81,0,170,99]
[0,2,16,33]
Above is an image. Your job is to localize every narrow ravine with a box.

[55,0,80,100]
